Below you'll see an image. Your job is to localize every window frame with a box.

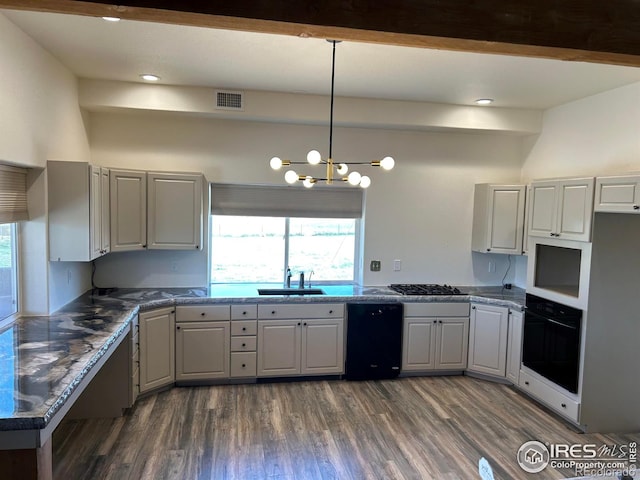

[209,215,363,285]
[0,223,20,330]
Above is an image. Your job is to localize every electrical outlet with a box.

[393,259,402,271]
[370,260,381,272]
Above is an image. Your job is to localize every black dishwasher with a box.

[345,303,403,380]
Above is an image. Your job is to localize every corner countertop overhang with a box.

[0,285,524,434]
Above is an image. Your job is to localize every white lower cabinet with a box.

[175,305,231,381]
[505,309,523,384]
[139,307,176,393]
[230,305,258,378]
[519,369,580,423]
[257,304,344,377]
[402,303,470,372]
[467,303,509,377]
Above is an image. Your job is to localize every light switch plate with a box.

[370,260,381,272]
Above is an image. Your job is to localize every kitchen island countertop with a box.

[0,285,524,433]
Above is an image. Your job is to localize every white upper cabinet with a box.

[147,172,203,250]
[110,169,147,252]
[110,170,204,252]
[472,184,526,255]
[48,161,110,262]
[529,177,594,242]
[594,175,640,214]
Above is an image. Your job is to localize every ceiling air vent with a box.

[215,90,244,111]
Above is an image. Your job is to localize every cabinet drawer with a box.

[231,336,257,352]
[231,305,258,320]
[177,305,230,322]
[519,370,580,423]
[231,320,257,336]
[230,352,257,377]
[404,302,470,317]
[258,303,343,319]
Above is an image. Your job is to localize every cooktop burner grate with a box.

[388,284,463,295]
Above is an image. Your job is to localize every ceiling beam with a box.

[1,0,640,67]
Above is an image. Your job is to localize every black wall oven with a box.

[522,294,582,394]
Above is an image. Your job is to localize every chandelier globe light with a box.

[269,40,395,188]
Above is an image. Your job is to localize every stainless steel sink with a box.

[257,288,325,295]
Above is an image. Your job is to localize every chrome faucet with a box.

[286,267,292,288]
[298,271,305,289]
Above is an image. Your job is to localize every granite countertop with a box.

[0,285,525,432]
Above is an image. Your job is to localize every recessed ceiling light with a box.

[475,98,494,105]
[140,74,160,82]
[101,16,121,22]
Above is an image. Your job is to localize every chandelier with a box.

[269,40,395,189]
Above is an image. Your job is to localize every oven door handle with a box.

[525,310,578,330]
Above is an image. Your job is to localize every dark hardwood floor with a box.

[52,376,640,479]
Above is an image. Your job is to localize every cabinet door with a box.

[100,167,111,253]
[139,307,175,393]
[435,318,469,370]
[529,181,558,238]
[147,172,203,250]
[594,175,640,214]
[176,321,230,381]
[506,310,523,385]
[89,165,102,259]
[487,186,525,254]
[402,318,437,371]
[257,320,301,376]
[468,304,508,377]
[301,318,344,375]
[110,169,147,252]
[556,178,594,241]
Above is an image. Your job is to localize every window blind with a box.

[0,164,28,223]
[211,183,364,218]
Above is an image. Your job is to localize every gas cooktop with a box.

[388,284,463,295]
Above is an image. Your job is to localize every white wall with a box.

[0,13,92,313]
[521,82,640,181]
[89,111,524,288]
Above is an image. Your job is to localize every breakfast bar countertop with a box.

[0,285,525,432]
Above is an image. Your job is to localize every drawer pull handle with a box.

[561,403,567,408]
[524,381,529,385]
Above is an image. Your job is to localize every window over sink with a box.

[210,215,357,284]
[209,183,364,286]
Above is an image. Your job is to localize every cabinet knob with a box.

[242,311,247,315]
[486,248,491,252]
[242,343,246,347]
[471,306,476,310]
[303,322,307,326]
[195,245,199,249]
[242,327,246,331]
[242,364,246,368]
[177,326,181,330]
[433,320,437,324]
[329,310,333,314]
[549,233,554,237]
[439,320,442,324]
[201,312,206,316]
[271,310,276,315]
[297,322,301,326]
[142,244,147,248]
[524,381,529,385]
[634,205,639,210]
[561,403,567,408]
